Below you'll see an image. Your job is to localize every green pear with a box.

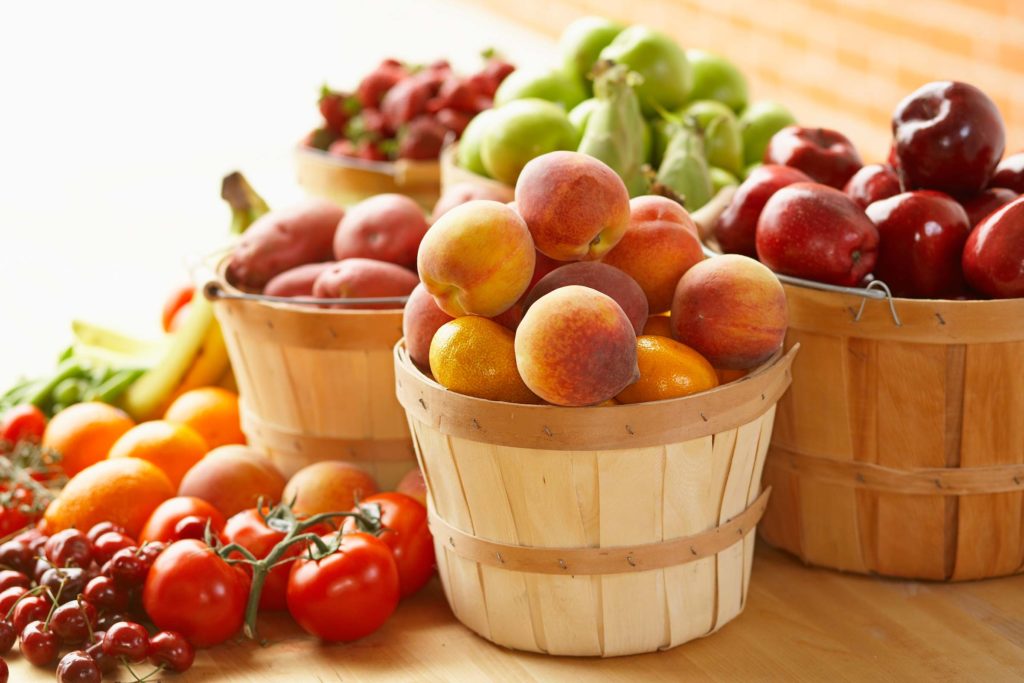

[457,109,498,177]
[739,101,797,166]
[493,66,587,111]
[682,100,743,175]
[598,26,689,114]
[685,49,748,112]
[481,99,579,185]
[560,16,624,84]
[569,97,600,133]
[709,166,740,193]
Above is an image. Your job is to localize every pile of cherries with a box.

[0,523,193,682]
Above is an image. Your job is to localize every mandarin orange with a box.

[616,335,719,404]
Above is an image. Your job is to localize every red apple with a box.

[961,187,1019,227]
[714,164,812,257]
[989,152,1024,193]
[756,182,878,286]
[865,191,970,298]
[962,196,1024,299]
[892,81,1005,196]
[844,164,901,209]
[762,126,863,189]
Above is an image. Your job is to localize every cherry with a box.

[0,587,27,616]
[149,630,195,672]
[92,532,135,565]
[45,529,93,568]
[102,621,149,662]
[27,535,49,557]
[50,600,97,644]
[95,611,131,632]
[85,633,117,674]
[56,649,101,683]
[86,522,126,546]
[106,547,147,587]
[0,572,28,594]
[19,620,59,666]
[40,566,86,604]
[0,621,14,654]
[0,656,6,683]
[83,575,129,612]
[0,541,32,573]
[12,595,50,632]
[32,557,53,583]
[173,515,209,541]
[138,541,166,565]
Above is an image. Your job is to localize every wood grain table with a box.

[11,544,1024,681]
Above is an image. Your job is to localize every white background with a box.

[0,0,555,386]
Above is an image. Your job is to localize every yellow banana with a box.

[71,320,166,359]
[166,320,231,405]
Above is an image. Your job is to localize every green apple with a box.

[598,26,689,114]
[457,109,498,177]
[493,66,587,111]
[481,99,579,185]
[685,49,748,112]
[568,97,599,133]
[682,100,743,175]
[560,16,625,84]
[709,166,740,193]
[739,100,797,166]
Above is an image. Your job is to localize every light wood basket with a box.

[204,264,415,488]
[295,146,441,210]
[760,285,1024,581]
[394,341,797,656]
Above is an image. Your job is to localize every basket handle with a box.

[203,281,409,307]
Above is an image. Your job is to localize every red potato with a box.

[333,194,429,268]
[263,262,335,297]
[313,258,419,309]
[227,200,345,290]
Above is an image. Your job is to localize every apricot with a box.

[282,461,379,516]
[515,151,630,261]
[602,196,705,313]
[333,194,429,269]
[396,468,428,507]
[670,255,787,370]
[515,285,639,406]
[524,262,648,335]
[431,182,514,222]
[417,200,535,317]
[177,445,287,518]
[403,283,454,370]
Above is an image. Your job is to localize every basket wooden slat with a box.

[295,147,441,210]
[396,341,796,656]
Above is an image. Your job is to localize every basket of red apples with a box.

[394,150,798,656]
[711,80,1024,581]
[297,55,514,209]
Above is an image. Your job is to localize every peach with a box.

[515,151,630,261]
[491,300,523,331]
[431,182,515,222]
[515,285,639,406]
[396,468,428,506]
[177,445,287,518]
[417,200,535,317]
[282,461,379,516]
[602,196,705,313]
[670,255,787,370]
[403,283,454,370]
[313,258,419,309]
[524,262,648,335]
[263,262,334,297]
[529,250,565,290]
[334,194,429,269]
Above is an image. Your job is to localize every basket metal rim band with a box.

[426,487,771,576]
[240,406,414,461]
[767,447,1024,495]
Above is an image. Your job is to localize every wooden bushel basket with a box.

[295,146,441,210]
[203,265,416,488]
[760,284,1024,581]
[395,341,797,656]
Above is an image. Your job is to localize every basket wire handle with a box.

[203,281,410,307]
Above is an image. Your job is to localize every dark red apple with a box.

[762,126,863,189]
[756,182,879,286]
[989,152,1024,193]
[961,187,1019,227]
[844,164,901,209]
[892,81,1005,195]
[714,164,812,257]
[962,196,1024,298]
[865,191,970,298]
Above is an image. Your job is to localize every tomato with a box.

[344,492,434,598]
[286,532,399,642]
[1,405,46,444]
[142,539,249,648]
[0,486,34,537]
[161,284,194,333]
[221,508,292,611]
[139,497,226,544]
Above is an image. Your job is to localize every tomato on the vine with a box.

[142,539,249,648]
[139,496,226,544]
[344,492,434,598]
[286,532,399,642]
[1,405,46,444]
[221,508,304,611]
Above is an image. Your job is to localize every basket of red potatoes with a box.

[710,79,1024,581]
[394,150,797,657]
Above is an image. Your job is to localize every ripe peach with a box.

[177,445,287,518]
[417,200,535,317]
[524,262,648,335]
[403,283,454,370]
[282,461,379,516]
[515,151,630,261]
[529,250,565,289]
[334,194,429,269]
[396,468,428,506]
[602,196,704,313]
[312,258,419,309]
[431,182,514,222]
[515,285,639,406]
[670,255,787,370]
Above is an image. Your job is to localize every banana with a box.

[164,320,231,407]
[71,320,165,357]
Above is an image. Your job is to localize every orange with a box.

[642,314,674,338]
[108,420,209,488]
[42,402,135,477]
[428,316,542,403]
[44,458,174,537]
[716,367,749,385]
[164,387,245,450]
[616,335,719,404]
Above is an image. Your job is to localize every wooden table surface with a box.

[12,544,1024,681]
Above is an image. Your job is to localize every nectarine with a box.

[177,445,287,518]
[283,461,379,516]
[523,262,648,335]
